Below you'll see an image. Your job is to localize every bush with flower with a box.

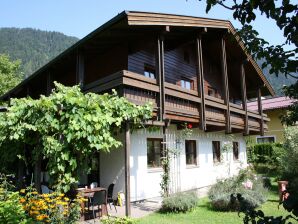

[19,187,84,224]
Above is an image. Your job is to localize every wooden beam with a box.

[76,50,85,88]
[156,35,166,121]
[240,63,249,135]
[257,87,264,136]
[124,122,131,216]
[196,35,206,131]
[34,155,42,193]
[220,37,231,133]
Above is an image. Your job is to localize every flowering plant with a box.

[19,187,84,223]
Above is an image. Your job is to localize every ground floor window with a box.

[147,138,163,168]
[233,142,239,161]
[185,140,197,165]
[212,141,221,163]
[256,136,275,143]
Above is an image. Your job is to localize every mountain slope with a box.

[257,60,296,96]
[0,27,79,77]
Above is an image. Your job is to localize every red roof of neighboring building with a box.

[247,96,295,111]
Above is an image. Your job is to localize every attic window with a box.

[144,64,156,79]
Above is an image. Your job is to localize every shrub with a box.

[161,191,198,213]
[208,169,267,211]
[247,143,285,174]
[280,127,298,196]
[0,190,31,224]
[0,174,31,224]
[101,216,136,224]
[19,186,83,224]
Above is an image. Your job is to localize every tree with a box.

[0,82,152,192]
[199,0,297,123]
[0,54,23,96]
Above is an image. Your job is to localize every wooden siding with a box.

[85,45,128,85]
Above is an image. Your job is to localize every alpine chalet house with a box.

[0,11,274,213]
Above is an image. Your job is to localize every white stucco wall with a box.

[100,125,247,201]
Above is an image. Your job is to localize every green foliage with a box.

[0,54,23,96]
[208,169,267,211]
[101,216,136,224]
[161,192,198,213]
[247,143,285,175]
[0,174,32,224]
[280,127,298,195]
[247,143,284,164]
[238,194,298,224]
[282,83,298,125]
[0,82,152,192]
[0,28,78,77]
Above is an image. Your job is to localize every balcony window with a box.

[147,138,163,168]
[185,140,197,165]
[212,141,221,163]
[144,64,156,79]
[180,78,193,90]
[233,142,239,161]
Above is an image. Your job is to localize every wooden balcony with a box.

[84,70,268,133]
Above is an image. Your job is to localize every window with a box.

[185,140,197,165]
[212,141,221,163]
[144,64,156,79]
[181,78,194,90]
[256,136,275,143]
[147,138,163,168]
[233,142,239,161]
[207,86,218,97]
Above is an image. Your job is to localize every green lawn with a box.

[137,182,289,224]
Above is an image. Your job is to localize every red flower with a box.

[187,123,192,129]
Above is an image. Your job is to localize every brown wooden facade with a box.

[0,11,274,135]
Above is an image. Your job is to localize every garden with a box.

[0,83,298,224]
[136,127,298,224]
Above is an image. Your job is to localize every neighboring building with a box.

[247,96,294,143]
[0,11,274,211]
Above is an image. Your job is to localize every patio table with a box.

[77,187,108,220]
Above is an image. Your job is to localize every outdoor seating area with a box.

[76,183,118,221]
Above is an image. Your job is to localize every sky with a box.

[0,0,287,46]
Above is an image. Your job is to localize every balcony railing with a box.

[84,70,268,132]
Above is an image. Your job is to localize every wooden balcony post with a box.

[240,62,249,135]
[124,122,131,216]
[257,87,264,136]
[220,36,231,133]
[196,35,206,131]
[76,50,85,88]
[46,71,53,96]
[156,35,165,121]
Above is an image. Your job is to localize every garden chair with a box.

[89,190,108,219]
[107,183,117,212]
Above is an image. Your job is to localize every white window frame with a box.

[256,135,276,143]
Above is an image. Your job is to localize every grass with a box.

[137,180,289,224]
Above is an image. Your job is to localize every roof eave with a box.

[0,11,128,101]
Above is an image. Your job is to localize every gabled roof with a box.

[247,96,295,111]
[0,11,274,100]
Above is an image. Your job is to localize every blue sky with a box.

[0,0,286,46]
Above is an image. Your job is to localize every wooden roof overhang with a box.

[0,10,274,101]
